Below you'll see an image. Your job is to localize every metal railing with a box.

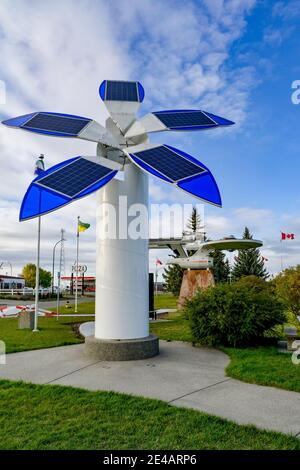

[0,287,53,296]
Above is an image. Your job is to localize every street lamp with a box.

[52,231,66,294]
[0,261,13,276]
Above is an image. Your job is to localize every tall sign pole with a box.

[33,154,45,332]
[75,216,80,313]
[33,214,41,331]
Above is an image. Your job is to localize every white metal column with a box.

[95,163,149,340]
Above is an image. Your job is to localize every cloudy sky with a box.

[0,0,299,280]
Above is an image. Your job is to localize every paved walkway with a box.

[0,341,299,437]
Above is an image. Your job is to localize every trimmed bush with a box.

[187,283,285,347]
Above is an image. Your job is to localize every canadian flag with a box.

[156,258,163,266]
[281,232,295,240]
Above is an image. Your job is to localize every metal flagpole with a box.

[75,216,80,313]
[33,214,41,332]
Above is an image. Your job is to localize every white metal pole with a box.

[75,217,79,313]
[33,215,41,331]
[56,229,64,318]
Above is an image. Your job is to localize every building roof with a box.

[0,275,24,280]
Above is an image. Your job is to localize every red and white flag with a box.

[156,258,163,266]
[281,232,295,240]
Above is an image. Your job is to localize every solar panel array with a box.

[105,81,139,102]
[153,111,215,129]
[37,158,113,197]
[22,113,90,135]
[131,146,205,181]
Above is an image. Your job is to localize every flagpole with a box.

[280,231,283,271]
[75,216,79,313]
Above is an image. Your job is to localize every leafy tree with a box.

[22,263,52,288]
[209,250,230,283]
[274,265,300,320]
[231,227,268,280]
[162,263,184,296]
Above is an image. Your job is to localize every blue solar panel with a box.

[153,111,215,129]
[36,158,113,197]
[130,145,205,181]
[105,81,139,102]
[22,113,90,135]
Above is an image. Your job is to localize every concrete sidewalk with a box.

[0,341,299,437]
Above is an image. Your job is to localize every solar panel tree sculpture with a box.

[2,80,234,360]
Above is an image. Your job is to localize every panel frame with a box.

[125,143,222,207]
[129,145,207,183]
[152,109,217,130]
[19,156,119,221]
[35,157,115,198]
[22,112,91,136]
[99,80,145,103]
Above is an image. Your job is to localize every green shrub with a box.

[234,275,273,293]
[187,283,286,347]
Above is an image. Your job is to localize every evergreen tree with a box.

[209,250,230,283]
[231,227,268,280]
[186,206,203,234]
[162,262,184,296]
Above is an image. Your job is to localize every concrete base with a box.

[178,269,215,309]
[18,310,35,329]
[85,334,159,361]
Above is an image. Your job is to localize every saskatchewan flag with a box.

[78,219,90,233]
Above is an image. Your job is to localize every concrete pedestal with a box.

[85,334,159,361]
[178,269,215,309]
[18,310,35,329]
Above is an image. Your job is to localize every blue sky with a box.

[0,0,299,278]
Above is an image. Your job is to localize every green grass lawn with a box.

[0,317,84,354]
[224,346,300,393]
[150,311,193,342]
[154,294,178,309]
[0,379,298,450]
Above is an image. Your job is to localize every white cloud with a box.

[0,0,263,279]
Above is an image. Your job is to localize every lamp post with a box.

[0,261,13,276]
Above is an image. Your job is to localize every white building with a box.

[0,275,25,289]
